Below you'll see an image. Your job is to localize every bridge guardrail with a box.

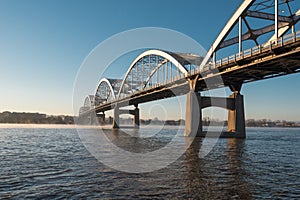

[206,30,300,70]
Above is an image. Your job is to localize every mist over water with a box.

[0,126,299,199]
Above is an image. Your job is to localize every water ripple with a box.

[0,127,299,199]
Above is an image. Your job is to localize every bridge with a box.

[78,0,300,138]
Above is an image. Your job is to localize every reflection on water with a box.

[183,137,252,199]
[0,126,299,199]
[103,128,175,153]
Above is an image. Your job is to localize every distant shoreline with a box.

[0,123,76,129]
[0,111,299,128]
[1,123,300,130]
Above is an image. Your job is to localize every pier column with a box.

[185,91,203,137]
[90,113,97,125]
[228,92,245,138]
[113,105,120,129]
[134,105,140,128]
[97,113,105,125]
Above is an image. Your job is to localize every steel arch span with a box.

[94,78,121,107]
[84,95,94,108]
[80,49,202,111]
[117,49,202,99]
[200,0,300,69]
[79,95,94,115]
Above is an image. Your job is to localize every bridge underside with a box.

[196,40,300,91]
[225,47,300,84]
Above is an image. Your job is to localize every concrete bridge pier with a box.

[97,113,105,125]
[227,91,246,138]
[89,113,98,125]
[185,90,203,137]
[184,80,246,138]
[113,105,120,129]
[185,77,204,137]
[133,106,140,128]
[112,104,140,129]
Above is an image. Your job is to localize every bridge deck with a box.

[195,37,300,91]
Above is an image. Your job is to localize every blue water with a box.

[0,126,299,199]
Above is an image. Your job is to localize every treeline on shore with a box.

[0,111,299,127]
[203,117,300,127]
[0,111,75,124]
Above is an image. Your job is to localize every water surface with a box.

[0,125,299,199]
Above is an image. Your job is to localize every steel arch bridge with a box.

[80,50,202,112]
[79,0,300,138]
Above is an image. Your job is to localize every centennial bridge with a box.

[78,0,300,138]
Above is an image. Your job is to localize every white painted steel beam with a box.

[200,0,255,68]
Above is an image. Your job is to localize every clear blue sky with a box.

[0,0,299,121]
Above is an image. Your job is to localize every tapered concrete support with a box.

[228,92,245,138]
[134,107,140,128]
[97,113,105,125]
[90,113,97,125]
[185,91,203,137]
[113,105,120,129]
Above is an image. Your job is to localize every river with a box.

[0,125,299,199]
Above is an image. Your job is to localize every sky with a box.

[0,0,299,121]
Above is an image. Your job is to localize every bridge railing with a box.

[200,30,300,72]
[120,70,186,98]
